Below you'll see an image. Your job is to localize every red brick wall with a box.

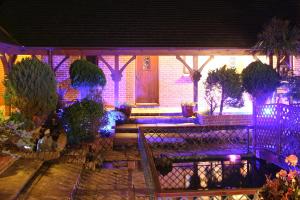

[198,114,253,125]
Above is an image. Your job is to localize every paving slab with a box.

[0,158,43,200]
[24,163,82,200]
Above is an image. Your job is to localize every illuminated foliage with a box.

[62,99,104,146]
[70,59,106,88]
[206,65,244,115]
[5,58,58,122]
[242,61,280,104]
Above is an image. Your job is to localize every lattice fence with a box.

[255,103,300,159]
[141,126,252,157]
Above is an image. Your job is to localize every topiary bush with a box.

[206,65,244,115]
[5,58,58,126]
[62,99,104,146]
[242,61,280,104]
[70,59,106,99]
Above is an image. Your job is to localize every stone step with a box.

[128,116,197,124]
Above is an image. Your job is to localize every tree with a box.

[62,99,104,146]
[206,65,244,115]
[204,83,220,115]
[70,59,106,100]
[253,17,300,74]
[242,61,280,105]
[5,58,58,126]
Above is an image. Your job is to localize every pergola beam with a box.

[99,55,136,107]
[54,55,69,72]
[176,55,193,73]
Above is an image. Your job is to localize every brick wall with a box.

[198,114,253,125]
[159,56,193,107]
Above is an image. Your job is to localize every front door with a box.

[135,56,159,105]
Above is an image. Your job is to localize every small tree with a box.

[204,83,220,115]
[253,17,300,73]
[62,99,104,146]
[5,58,57,126]
[242,61,280,106]
[70,59,106,100]
[206,65,244,115]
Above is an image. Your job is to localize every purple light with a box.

[228,154,241,163]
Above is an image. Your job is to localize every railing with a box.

[141,125,253,157]
[139,125,255,199]
[255,103,300,160]
[156,188,258,200]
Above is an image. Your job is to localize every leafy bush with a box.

[242,61,280,103]
[206,65,244,115]
[8,112,34,130]
[70,59,106,88]
[5,58,58,123]
[62,99,104,146]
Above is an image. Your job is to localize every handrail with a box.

[156,188,259,197]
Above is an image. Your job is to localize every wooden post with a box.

[193,56,198,111]
[48,49,53,69]
[99,55,136,108]
[114,55,119,107]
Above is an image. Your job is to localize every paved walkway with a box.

[24,163,82,200]
[75,169,149,200]
[0,158,43,200]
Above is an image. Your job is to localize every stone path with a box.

[0,158,43,200]
[75,169,149,200]
[23,163,82,200]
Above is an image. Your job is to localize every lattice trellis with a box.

[141,126,252,157]
[255,103,300,159]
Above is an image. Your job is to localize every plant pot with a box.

[116,106,132,118]
[181,105,194,118]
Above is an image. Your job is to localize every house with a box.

[0,0,299,114]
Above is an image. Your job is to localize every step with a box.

[116,124,139,133]
[128,116,197,124]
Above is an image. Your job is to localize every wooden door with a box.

[136,56,159,105]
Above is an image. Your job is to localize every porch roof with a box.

[0,0,299,51]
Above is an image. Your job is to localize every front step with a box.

[128,116,197,124]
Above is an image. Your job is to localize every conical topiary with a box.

[5,58,58,123]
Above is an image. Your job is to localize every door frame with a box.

[135,55,159,106]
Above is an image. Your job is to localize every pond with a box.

[155,155,281,190]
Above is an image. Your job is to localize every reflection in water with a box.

[159,157,281,190]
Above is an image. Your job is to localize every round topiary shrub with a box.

[62,99,104,146]
[70,59,106,99]
[242,61,280,103]
[5,58,58,125]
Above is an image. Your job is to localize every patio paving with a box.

[22,163,82,200]
[0,158,43,200]
[75,169,149,200]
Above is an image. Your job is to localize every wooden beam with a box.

[98,55,114,72]
[120,55,136,73]
[193,56,199,111]
[54,56,69,72]
[176,55,193,73]
[48,49,53,69]
[0,54,9,74]
[198,55,214,72]
[114,55,120,107]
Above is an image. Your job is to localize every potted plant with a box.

[259,155,299,199]
[155,156,173,176]
[181,102,196,117]
[116,103,134,118]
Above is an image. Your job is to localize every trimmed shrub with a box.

[62,99,104,146]
[242,61,280,103]
[70,59,106,88]
[5,58,58,123]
